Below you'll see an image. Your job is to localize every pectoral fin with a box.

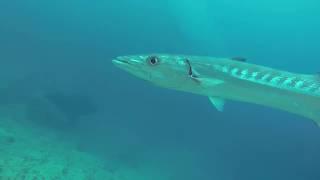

[198,78,224,88]
[185,59,224,87]
[208,96,225,112]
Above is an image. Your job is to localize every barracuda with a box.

[112,54,320,126]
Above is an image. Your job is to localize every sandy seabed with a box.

[0,105,165,180]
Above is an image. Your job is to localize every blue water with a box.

[1,0,320,179]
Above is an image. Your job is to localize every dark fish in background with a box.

[0,72,98,129]
[44,91,98,123]
[23,91,99,130]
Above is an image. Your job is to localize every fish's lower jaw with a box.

[112,59,129,66]
[112,59,136,74]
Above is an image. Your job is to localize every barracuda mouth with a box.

[112,58,130,65]
[112,56,151,81]
[112,57,133,69]
[112,57,141,75]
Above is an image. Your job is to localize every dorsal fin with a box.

[231,57,247,62]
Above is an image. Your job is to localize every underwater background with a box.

[1,0,320,179]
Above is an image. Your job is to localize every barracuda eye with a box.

[147,56,160,66]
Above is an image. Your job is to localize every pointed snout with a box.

[112,56,144,66]
[112,55,144,74]
[112,55,152,81]
[112,56,129,65]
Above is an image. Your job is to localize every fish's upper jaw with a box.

[112,58,131,70]
[113,55,146,66]
[112,56,137,73]
[112,56,131,65]
[112,59,128,65]
[112,55,152,81]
